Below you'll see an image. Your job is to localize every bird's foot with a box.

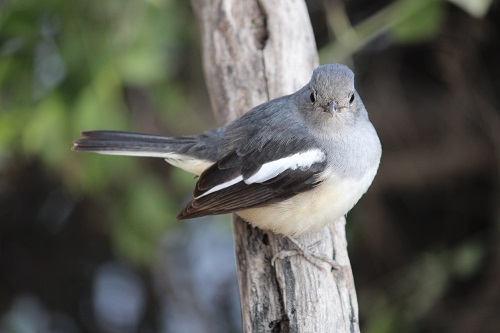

[271,236,340,270]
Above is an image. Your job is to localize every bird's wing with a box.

[177,136,328,219]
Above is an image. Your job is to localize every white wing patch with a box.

[195,149,326,199]
[245,149,326,183]
[197,175,244,198]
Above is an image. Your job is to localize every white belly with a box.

[237,165,379,236]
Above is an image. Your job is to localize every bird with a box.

[73,64,382,238]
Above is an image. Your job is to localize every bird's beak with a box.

[325,101,336,116]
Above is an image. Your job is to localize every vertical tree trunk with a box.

[191,1,360,332]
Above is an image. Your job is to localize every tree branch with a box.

[192,1,360,331]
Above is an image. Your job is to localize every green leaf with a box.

[452,240,484,278]
[21,94,68,167]
[391,0,445,43]
[111,176,178,264]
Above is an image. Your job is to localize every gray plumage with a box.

[73,64,382,236]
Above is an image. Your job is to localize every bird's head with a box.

[298,64,367,132]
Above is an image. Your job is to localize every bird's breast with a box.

[237,162,379,236]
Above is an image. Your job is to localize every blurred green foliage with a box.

[320,0,492,63]
[361,237,486,333]
[1,0,496,332]
[320,0,446,63]
[390,0,445,42]
[0,0,205,265]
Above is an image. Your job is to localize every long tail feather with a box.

[72,130,197,158]
[73,130,215,174]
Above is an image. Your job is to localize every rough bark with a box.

[191,1,360,332]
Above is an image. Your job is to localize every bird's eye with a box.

[310,92,316,103]
[349,93,355,105]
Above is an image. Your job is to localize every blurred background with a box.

[0,0,499,332]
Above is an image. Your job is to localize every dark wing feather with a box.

[177,140,326,219]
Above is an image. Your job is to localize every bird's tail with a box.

[73,130,215,174]
[72,130,197,158]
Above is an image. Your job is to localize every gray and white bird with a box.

[73,64,382,237]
